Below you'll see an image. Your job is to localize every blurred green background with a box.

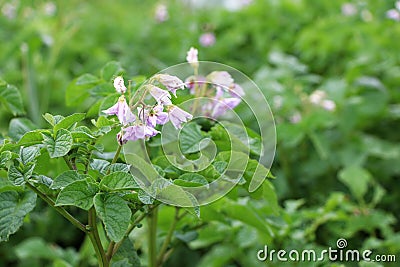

[1,0,400,266]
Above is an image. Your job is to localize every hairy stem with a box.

[88,207,109,267]
[156,207,180,266]
[148,206,158,267]
[26,182,87,232]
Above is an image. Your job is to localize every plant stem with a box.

[88,207,109,267]
[26,182,87,232]
[156,207,180,266]
[148,206,158,267]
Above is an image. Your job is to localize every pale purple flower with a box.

[185,75,207,94]
[167,106,193,129]
[2,3,17,19]
[149,85,172,105]
[341,3,357,16]
[321,99,336,111]
[113,76,127,94]
[211,97,241,118]
[387,9,400,21]
[140,105,169,127]
[153,74,185,97]
[229,83,245,98]
[289,112,302,124]
[199,33,216,47]
[154,3,169,23]
[102,95,135,125]
[186,47,199,68]
[123,124,159,142]
[207,71,234,90]
[44,2,56,16]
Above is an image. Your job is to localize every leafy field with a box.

[0,0,399,266]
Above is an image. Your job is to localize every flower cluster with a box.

[309,90,336,111]
[102,75,192,145]
[184,47,244,118]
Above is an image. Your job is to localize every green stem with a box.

[156,207,180,266]
[88,207,109,267]
[26,182,86,232]
[148,206,158,267]
[107,207,148,259]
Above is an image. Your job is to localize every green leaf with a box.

[0,191,36,242]
[0,82,25,115]
[106,163,130,173]
[42,113,57,126]
[19,146,40,165]
[17,130,44,146]
[43,129,73,158]
[90,83,116,97]
[152,179,198,207]
[8,165,34,186]
[51,170,85,189]
[94,193,131,242]
[66,74,100,106]
[55,180,98,210]
[8,118,37,141]
[54,113,86,132]
[338,166,372,200]
[179,122,209,154]
[137,189,154,205]
[90,159,110,174]
[100,171,139,191]
[0,151,12,169]
[101,61,124,82]
[174,173,208,187]
[110,238,141,267]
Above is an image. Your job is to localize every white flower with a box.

[309,90,326,105]
[186,47,199,68]
[154,3,169,23]
[113,76,127,94]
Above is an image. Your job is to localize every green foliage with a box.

[0,191,36,242]
[94,193,131,242]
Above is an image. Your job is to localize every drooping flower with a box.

[210,97,241,118]
[167,105,193,129]
[207,71,234,90]
[113,76,127,94]
[139,105,169,128]
[149,85,172,105]
[102,95,135,125]
[153,74,185,97]
[229,83,245,98]
[186,47,199,69]
[199,32,216,47]
[122,124,159,142]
